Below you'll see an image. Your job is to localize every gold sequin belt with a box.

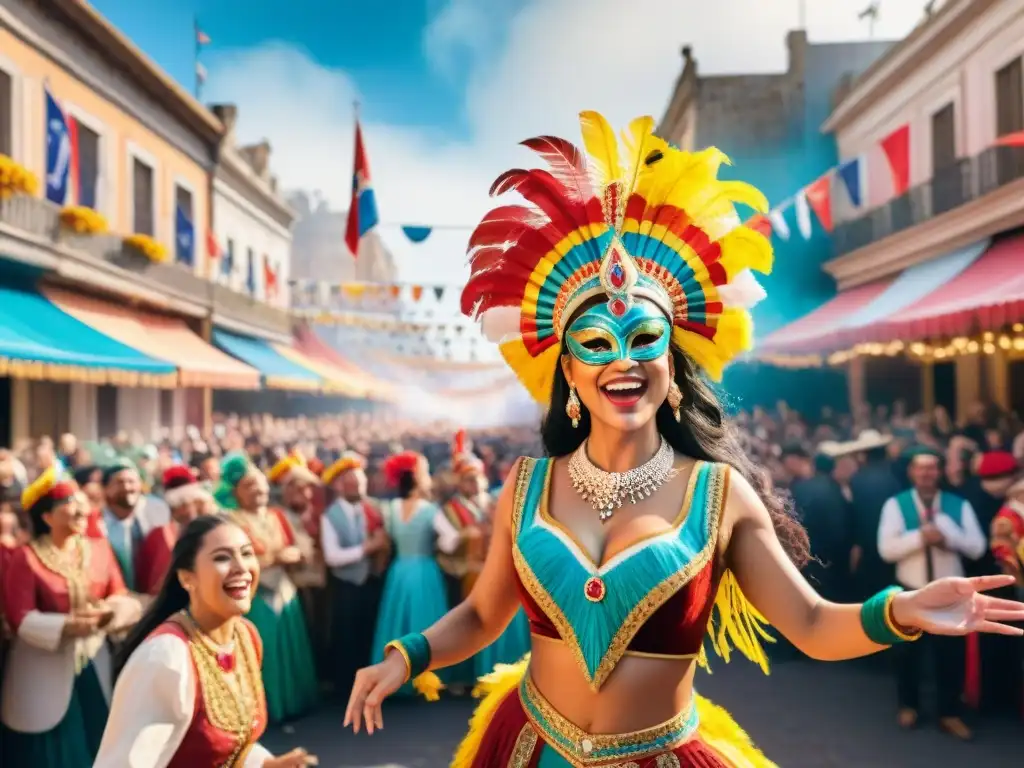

[518,674,698,766]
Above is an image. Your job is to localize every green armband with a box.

[860,586,923,646]
[384,632,431,682]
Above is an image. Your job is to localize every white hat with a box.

[839,429,894,454]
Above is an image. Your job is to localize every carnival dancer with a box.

[439,432,489,690]
[94,515,317,767]
[99,458,170,592]
[321,452,390,700]
[135,465,209,596]
[344,113,1024,765]
[1,464,140,766]
[215,453,318,724]
[268,452,328,671]
[878,446,987,739]
[369,451,462,696]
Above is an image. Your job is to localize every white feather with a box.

[718,269,767,309]
[479,306,521,343]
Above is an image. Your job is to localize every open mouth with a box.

[600,377,648,408]
[223,578,252,601]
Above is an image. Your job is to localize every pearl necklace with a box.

[568,437,676,522]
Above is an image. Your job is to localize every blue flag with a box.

[45,86,72,204]
[837,158,862,208]
[175,206,195,266]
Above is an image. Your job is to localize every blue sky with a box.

[91,0,923,285]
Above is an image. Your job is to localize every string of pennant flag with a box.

[744,123,910,241]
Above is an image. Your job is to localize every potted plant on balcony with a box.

[122,233,169,264]
[0,155,39,200]
[59,205,108,235]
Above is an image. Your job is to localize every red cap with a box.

[977,451,1018,479]
[162,464,198,491]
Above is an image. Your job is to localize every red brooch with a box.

[216,651,236,673]
[584,576,606,602]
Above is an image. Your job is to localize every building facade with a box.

[767,0,1024,417]
[0,0,292,444]
[210,104,294,310]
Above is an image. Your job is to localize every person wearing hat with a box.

[847,430,901,602]
[268,452,328,672]
[320,452,390,700]
[215,452,318,725]
[134,466,210,596]
[0,463,140,766]
[99,458,170,592]
[974,450,1024,719]
[877,445,987,738]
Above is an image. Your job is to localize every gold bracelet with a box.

[383,640,412,683]
[883,591,923,642]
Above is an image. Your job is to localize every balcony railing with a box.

[0,194,291,336]
[832,144,1024,257]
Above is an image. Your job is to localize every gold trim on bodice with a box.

[30,535,92,613]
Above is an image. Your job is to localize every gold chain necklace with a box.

[568,437,676,522]
[179,612,263,768]
[30,535,91,612]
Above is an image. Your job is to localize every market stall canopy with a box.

[760,238,989,356]
[44,286,261,390]
[212,329,321,391]
[0,283,176,386]
[848,232,1024,343]
[272,342,367,398]
[296,324,395,401]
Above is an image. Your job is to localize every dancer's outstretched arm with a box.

[346,460,524,733]
[723,470,1024,662]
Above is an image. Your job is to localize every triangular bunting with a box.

[768,203,790,240]
[433,285,445,301]
[401,226,432,243]
[837,158,863,208]
[794,191,813,239]
[746,214,772,239]
[804,174,834,232]
[880,124,911,196]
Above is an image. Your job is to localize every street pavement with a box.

[264,658,1021,767]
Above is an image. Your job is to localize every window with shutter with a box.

[995,57,1024,137]
[0,69,11,157]
[77,124,100,209]
[930,102,956,172]
[132,157,155,235]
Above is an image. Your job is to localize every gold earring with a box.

[566,384,582,428]
[667,382,683,422]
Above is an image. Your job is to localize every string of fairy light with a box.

[758,323,1024,369]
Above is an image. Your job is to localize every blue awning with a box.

[213,329,321,391]
[0,284,177,386]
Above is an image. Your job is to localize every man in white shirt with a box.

[877,446,985,740]
[319,453,390,700]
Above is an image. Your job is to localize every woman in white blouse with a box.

[369,451,466,694]
[94,515,316,768]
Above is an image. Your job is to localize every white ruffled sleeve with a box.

[245,743,273,767]
[93,635,195,768]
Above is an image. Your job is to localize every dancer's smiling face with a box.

[179,522,260,620]
[560,298,673,434]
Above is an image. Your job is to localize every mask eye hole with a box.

[582,338,612,351]
[631,333,661,348]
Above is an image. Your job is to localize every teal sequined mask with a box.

[565,300,671,367]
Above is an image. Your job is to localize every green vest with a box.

[894,490,963,531]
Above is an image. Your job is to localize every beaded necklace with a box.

[178,611,264,768]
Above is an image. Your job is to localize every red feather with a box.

[453,429,467,456]
[489,169,589,231]
[519,135,592,202]
[467,205,545,252]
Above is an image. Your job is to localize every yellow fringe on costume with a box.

[450,655,776,768]
[700,569,775,675]
[413,671,445,702]
[451,658,530,768]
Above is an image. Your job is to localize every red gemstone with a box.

[609,263,625,288]
[584,577,606,602]
[609,298,627,317]
[216,651,236,673]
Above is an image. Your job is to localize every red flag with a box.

[206,230,220,259]
[995,129,1024,147]
[263,258,278,300]
[746,214,772,239]
[344,121,379,257]
[804,174,833,232]
[880,124,911,196]
[66,114,79,205]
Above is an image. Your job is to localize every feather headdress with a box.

[461,111,772,404]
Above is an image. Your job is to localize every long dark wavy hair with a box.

[541,343,810,567]
[114,515,232,680]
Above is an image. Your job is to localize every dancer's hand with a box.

[892,574,1024,636]
[264,748,318,767]
[344,652,408,735]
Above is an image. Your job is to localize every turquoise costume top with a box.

[510,458,756,690]
[384,500,445,557]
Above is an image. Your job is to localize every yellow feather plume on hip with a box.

[450,656,530,768]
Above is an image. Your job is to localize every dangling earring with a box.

[667,381,683,422]
[566,384,582,428]
[667,358,683,422]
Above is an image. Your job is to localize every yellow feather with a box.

[620,115,656,199]
[694,693,780,767]
[500,339,559,404]
[718,227,774,277]
[412,671,444,702]
[578,110,623,189]
[451,657,530,768]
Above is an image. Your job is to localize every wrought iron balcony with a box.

[0,194,291,336]
[832,144,1024,257]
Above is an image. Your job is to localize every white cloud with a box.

[205,0,925,285]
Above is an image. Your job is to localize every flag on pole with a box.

[195,62,208,84]
[196,25,211,46]
[344,120,380,257]
[44,85,78,205]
